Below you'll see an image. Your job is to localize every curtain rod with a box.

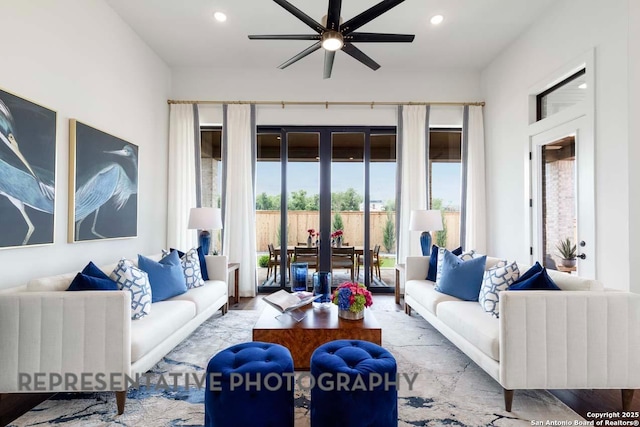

[166,100,485,107]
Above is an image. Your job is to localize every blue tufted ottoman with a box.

[310,339,398,427]
[205,341,294,427]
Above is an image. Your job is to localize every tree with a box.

[383,200,395,212]
[382,212,395,253]
[256,192,271,210]
[332,213,344,232]
[432,198,448,247]
[331,188,363,211]
[289,190,309,210]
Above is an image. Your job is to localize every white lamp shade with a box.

[409,209,443,232]
[188,207,223,230]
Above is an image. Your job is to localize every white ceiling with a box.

[105,0,555,72]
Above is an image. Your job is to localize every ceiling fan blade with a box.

[341,43,380,71]
[249,34,321,40]
[340,0,406,34]
[347,32,414,43]
[323,50,336,79]
[273,0,324,33]
[326,0,342,31]
[278,42,322,69]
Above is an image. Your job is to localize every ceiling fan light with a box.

[321,31,344,51]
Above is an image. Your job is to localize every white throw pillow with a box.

[478,261,520,318]
[110,258,152,320]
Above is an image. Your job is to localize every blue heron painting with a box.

[70,120,138,242]
[0,91,56,248]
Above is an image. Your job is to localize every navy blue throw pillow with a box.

[426,245,462,281]
[138,251,188,302]
[170,248,186,258]
[81,261,112,281]
[67,273,119,291]
[435,250,487,301]
[197,246,209,281]
[509,267,560,291]
[513,261,543,284]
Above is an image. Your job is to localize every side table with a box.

[228,263,240,305]
[394,263,405,305]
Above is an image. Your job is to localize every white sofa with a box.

[404,255,640,411]
[0,254,229,414]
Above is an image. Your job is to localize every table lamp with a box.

[188,207,223,255]
[409,209,443,256]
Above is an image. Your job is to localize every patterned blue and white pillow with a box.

[478,261,520,318]
[436,248,477,284]
[162,248,205,289]
[110,258,152,320]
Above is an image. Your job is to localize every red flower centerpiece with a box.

[332,282,373,320]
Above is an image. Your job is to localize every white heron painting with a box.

[0,89,56,249]
[69,120,138,242]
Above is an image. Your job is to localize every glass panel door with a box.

[256,132,282,290]
[369,133,397,290]
[531,116,595,278]
[331,132,364,287]
[541,137,576,272]
[287,132,320,290]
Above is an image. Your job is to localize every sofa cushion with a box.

[509,262,560,290]
[169,280,227,314]
[110,258,153,320]
[405,280,462,315]
[67,273,119,291]
[435,251,487,301]
[139,251,187,302]
[164,248,206,289]
[437,301,500,361]
[130,300,196,362]
[478,261,520,318]
[28,272,76,292]
[67,262,119,292]
[427,245,462,281]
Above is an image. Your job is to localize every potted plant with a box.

[556,238,577,267]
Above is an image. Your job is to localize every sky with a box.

[255,161,462,210]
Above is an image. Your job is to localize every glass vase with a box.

[312,272,332,307]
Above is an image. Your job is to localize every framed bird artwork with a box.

[68,119,138,242]
[0,88,56,249]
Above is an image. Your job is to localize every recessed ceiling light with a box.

[214,12,227,22]
[578,83,587,89]
[430,15,444,25]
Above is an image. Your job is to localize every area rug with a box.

[9,298,582,426]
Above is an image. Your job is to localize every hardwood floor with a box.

[1,294,637,426]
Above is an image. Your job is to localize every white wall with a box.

[174,67,481,127]
[0,0,171,289]
[629,2,640,294]
[482,0,630,289]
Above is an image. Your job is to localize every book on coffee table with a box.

[262,289,319,313]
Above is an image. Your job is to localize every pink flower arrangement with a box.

[330,229,343,239]
[307,228,316,237]
[332,282,373,313]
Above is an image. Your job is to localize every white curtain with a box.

[223,104,257,297]
[464,105,487,253]
[167,104,198,250]
[398,105,428,264]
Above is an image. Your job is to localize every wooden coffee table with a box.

[252,303,382,370]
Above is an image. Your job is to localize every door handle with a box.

[577,253,586,260]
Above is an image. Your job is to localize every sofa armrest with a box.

[499,290,640,390]
[205,255,229,282]
[0,291,131,392]
[406,256,430,281]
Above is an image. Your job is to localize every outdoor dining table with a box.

[274,246,376,281]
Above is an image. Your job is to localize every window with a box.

[536,69,587,121]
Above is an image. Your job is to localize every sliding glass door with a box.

[256,126,396,293]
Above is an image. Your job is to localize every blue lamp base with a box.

[419,231,432,256]
[199,230,211,256]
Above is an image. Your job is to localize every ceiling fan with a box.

[248,0,415,79]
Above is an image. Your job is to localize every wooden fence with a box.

[255,211,460,253]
